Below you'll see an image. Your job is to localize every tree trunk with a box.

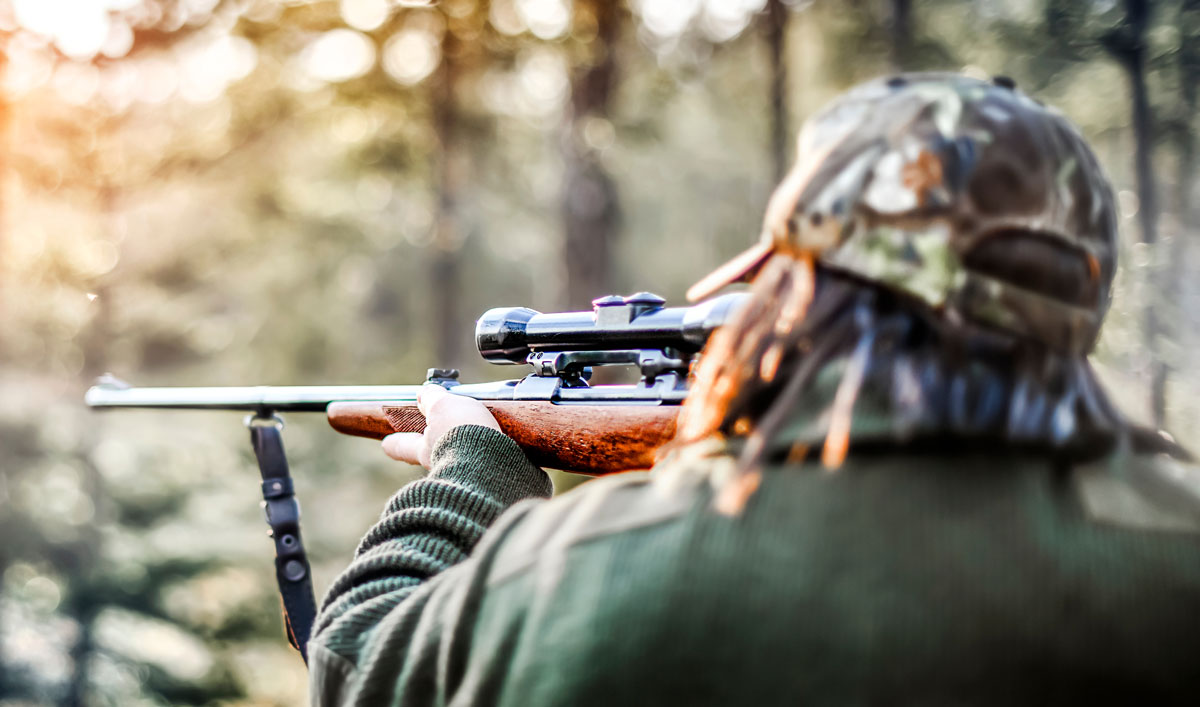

[1108,0,1163,426]
[889,0,913,71]
[1156,0,1200,428]
[0,52,8,701]
[765,0,789,181]
[562,0,620,309]
[1154,143,1193,427]
[430,25,464,367]
[65,171,120,707]
[64,611,95,707]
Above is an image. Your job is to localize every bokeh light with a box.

[302,28,377,83]
[516,0,571,40]
[13,0,114,61]
[382,28,440,85]
[340,0,391,32]
[636,0,703,39]
[489,0,527,36]
[700,0,767,42]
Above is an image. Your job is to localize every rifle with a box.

[85,292,746,474]
[85,291,744,662]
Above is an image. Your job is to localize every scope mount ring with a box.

[525,348,691,383]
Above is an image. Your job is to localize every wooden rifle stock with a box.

[327,401,679,474]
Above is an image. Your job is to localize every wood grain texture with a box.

[326,401,679,474]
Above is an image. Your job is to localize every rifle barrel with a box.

[85,383,424,412]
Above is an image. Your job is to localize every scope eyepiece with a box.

[475,292,748,363]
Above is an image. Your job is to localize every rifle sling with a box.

[250,421,317,665]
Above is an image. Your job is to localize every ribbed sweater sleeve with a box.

[308,424,552,702]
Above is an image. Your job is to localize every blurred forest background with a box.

[1,0,1197,704]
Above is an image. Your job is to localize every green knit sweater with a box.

[308,425,1200,706]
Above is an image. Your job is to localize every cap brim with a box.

[686,241,775,302]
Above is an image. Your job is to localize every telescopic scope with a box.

[475,292,748,363]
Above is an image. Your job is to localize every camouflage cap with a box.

[689,72,1117,355]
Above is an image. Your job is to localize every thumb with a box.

[417,383,451,417]
[382,432,424,464]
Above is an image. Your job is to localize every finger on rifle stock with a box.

[382,432,424,465]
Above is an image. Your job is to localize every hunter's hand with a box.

[381,384,502,469]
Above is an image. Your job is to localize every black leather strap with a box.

[249,419,317,664]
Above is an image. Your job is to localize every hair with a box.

[676,254,1156,509]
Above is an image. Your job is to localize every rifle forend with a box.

[87,292,748,473]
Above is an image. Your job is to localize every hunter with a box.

[308,73,1200,705]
